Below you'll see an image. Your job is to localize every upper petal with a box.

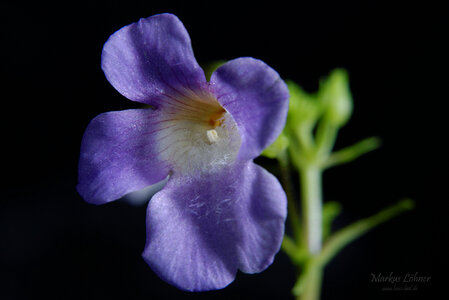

[142,161,287,291]
[210,58,289,160]
[101,13,207,106]
[77,109,170,204]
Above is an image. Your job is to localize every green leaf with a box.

[261,132,290,159]
[284,81,323,162]
[202,60,227,81]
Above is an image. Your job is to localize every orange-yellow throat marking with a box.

[208,108,226,128]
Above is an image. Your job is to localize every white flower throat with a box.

[157,90,241,175]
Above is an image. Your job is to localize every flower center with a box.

[157,90,241,175]
[206,129,219,144]
[208,109,226,127]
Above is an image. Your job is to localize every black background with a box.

[1,1,447,299]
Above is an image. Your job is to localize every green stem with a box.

[298,263,323,300]
[293,164,323,300]
[299,165,323,254]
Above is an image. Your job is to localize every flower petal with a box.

[101,13,207,106]
[210,58,289,160]
[77,109,170,204]
[142,161,286,291]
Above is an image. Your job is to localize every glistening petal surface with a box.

[142,162,287,291]
[101,13,207,106]
[211,58,289,160]
[77,109,170,204]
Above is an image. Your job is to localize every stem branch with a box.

[279,150,302,242]
[318,198,415,266]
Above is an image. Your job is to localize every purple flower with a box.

[77,13,289,291]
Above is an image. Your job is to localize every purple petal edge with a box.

[77,109,170,204]
[142,161,287,291]
[101,13,207,107]
[210,57,289,160]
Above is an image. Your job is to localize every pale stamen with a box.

[206,129,219,143]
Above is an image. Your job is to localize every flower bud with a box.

[286,80,322,128]
[319,69,353,127]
